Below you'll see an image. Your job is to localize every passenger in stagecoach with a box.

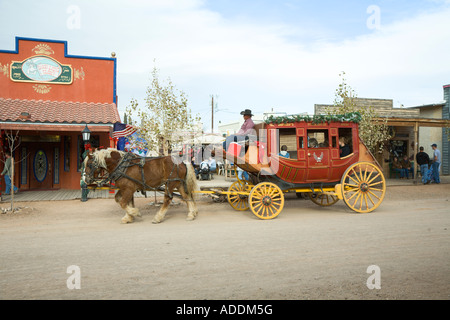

[223,109,255,151]
[278,145,290,158]
[308,138,318,148]
[339,137,351,157]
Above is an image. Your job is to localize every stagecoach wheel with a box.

[227,180,250,211]
[308,193,339,206]
[341,161,386,213]
[249,182,285,220]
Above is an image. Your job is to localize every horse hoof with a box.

[152,218,161,224]
[186,216,195,221]
[121,217,134,224]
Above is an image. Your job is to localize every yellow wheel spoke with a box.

[351,168,361,182]
[348,175,359,185]
[368,190,381,200]
[358,166,363,182]
[344,186,359,193]
[367,192,375,206]
[365,170,374,184]
[367,173,381,185]
[347,190,360,201]
[368,181,383,187]
[363,193,369,211]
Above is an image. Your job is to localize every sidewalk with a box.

[1,173,448,203]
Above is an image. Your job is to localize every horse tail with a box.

[185,162,199,200]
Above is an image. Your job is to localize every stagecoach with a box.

[83,113,386,223]
[216,112,386,219]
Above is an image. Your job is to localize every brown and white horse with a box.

[83,148,198,224]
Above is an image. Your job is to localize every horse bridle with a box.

[84,156,105,184]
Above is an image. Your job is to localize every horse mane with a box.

[93,148,126,168]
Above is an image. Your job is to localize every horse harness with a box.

[94,152,188,199]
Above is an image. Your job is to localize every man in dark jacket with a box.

[416,146,430,184]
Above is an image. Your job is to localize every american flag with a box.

[112,122,137,138]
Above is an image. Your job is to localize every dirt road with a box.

[0,184,449,300]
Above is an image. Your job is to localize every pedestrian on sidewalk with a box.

[416,146,430,184]
[1,151,18,195]
[431,143,441,184]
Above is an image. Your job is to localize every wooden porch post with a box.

[414,121,419,184]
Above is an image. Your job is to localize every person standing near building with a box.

[1,151,18,195]
[400,154,412,179]
[431,143,441,184]
[416,146,430,184]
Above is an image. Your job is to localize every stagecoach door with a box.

[306,128,330,181]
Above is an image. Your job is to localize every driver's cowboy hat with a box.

[240,109,253,116]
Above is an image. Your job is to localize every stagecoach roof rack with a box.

[264,112,362,125]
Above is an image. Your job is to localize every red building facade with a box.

[0,37,120,191]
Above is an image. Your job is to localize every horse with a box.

[83,148,199,224]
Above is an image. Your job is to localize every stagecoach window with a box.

[307,129,328,148]
[298,136,304,149]
[338,128,353,154]
[278,128,297,159]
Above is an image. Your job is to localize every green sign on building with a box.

[10,55,72,84]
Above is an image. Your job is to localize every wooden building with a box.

[315,88,450,176]
[0,37,120,191]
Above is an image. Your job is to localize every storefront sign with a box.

[10,55,72,84]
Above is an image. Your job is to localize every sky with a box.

[1,0,449,132]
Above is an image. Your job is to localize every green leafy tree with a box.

[125,65,201,156]
[326,72,392,154]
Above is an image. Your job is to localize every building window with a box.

[64,136,70,172]
[20,146,27,185]
[54,147,59,184]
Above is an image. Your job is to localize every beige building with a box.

[315,85,450,176]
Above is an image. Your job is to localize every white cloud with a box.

[1,0,449,127]
[113,1,450,119]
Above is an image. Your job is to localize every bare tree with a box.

[2,130,21,211]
